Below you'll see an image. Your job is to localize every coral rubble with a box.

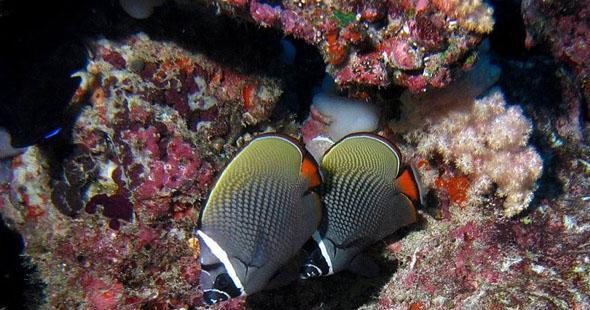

[0,33,282,308]
[198,0,494,91]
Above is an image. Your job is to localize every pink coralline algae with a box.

[376,126,590,308]
[379,188,590,309]
[198,0,494,91]
[0,33,282,309]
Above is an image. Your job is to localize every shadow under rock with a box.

[247,217,426,310]
[495,55,566,216]
[247,261,396,310]
[0,216,45,309]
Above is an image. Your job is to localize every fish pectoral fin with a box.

[301,153,321,189]
[265,257,300,290]
[347,253,380,278]
[229,257,249,283]
[302,191,322,232]
[339,235,372,250]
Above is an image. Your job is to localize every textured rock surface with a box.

[196,0,494,91]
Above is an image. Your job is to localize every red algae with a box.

[409,300,425,310]
[242,82,257,110]
[434,175,470,206]
[201,0,493,91]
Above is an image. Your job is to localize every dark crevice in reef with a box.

[272,36,326,122]
[495,55,566,215]
[487,1,568,215]
[489,0,527,58]
[0,216,45,309]
[0,0,306,147]
[248,256,397,310]
[132,1,286,77]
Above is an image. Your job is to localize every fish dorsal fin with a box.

[301,152,321,189]
[396,165,424,207]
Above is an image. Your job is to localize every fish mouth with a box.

[203,289,231,305]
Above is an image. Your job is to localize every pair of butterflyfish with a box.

[196,133,423,305]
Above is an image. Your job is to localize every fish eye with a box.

[215,273,231,289]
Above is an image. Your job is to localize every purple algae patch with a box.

[86,193,134,223]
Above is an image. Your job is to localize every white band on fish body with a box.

[197,230,246,296]
[312,231,333,275]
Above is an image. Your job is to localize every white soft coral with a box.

[405,88,543,216]
[391,48,543,216]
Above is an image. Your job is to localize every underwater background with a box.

[0,0,588,309]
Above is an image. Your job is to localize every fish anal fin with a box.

[395,194,418,227]
[396,165,424,207]
[265,256,300,290]
[347,253,380,278]
[339,236,373,250]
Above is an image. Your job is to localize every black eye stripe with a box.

[300,239,331,278]
[216,274,230,288]
[202,262,224,271]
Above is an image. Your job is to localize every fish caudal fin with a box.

[396,165,424,208]
[301,153,321,189]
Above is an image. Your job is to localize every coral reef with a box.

[379,177,590,309]
[1,1,590,309]
[0,33,283,309]
[197,0,494,91]
[377,106,590,308]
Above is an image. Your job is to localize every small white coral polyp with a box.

[402,87,543,216]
